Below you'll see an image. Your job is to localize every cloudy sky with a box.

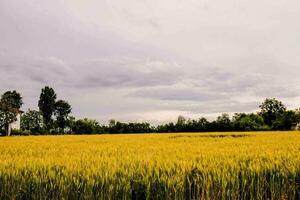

[1,0,300,124]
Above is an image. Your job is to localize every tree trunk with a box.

[5,124,11,136]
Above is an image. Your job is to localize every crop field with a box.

[0,132,300,200]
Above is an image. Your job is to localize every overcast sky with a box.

[1,0,300,124]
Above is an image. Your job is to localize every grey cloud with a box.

[153,99,260,115]
[0,54,183,95]
[129,87,226,101]
[73,59,183,88]
[1,0,300,124]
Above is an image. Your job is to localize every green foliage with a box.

[108,121,153,134]
[72,118,104,134]
[21,110,44,134]
[272,110,300,130]
[54,100,72,133]
[38,86,57,131]
[0,107,17,129]
[156,122,176,133]
[1,91,23,110]
[189,117,210,132]
[215,113,232,131]
[259,98,287,127]
[109,119,116,127]
[233,113,268,131]
[0,90,23,136]
[65,116,76,133]
[177,115,186,125]
[11,129,31,136]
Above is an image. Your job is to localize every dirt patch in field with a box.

[169,134,253,139]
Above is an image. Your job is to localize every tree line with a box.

[1,86,300,136]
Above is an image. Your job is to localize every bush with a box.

[11,129,31,136]
[72,119,104,134]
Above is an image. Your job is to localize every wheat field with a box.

[0,132,300,200]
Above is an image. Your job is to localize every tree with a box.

[21,109,44,134]
[184,117,209,132]
[65,116,76,133]
[259,98,286,127]
[72,118,103,134]
[232,113,267,131]
[176,115,187,132]
[156,122,176,133]
[272,110,300,130]
[109,119,116,127]
[54,100,72,133]
[1,91,23,109]
[0,105,17,136]
[177,115,186,125]
[108,121,153,134]
[215,113,232,131]
[0,91,23,136]
[197,117,210,132]
[38,86,57,131]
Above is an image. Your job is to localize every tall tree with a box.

[176,115,187,132]
[38,86,57,131]
[54,100,72,133]
[0,91,23,136]
[259,98,286,127]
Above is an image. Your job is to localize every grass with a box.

[0,131,300,199]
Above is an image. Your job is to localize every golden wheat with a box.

[0,132,300,199]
